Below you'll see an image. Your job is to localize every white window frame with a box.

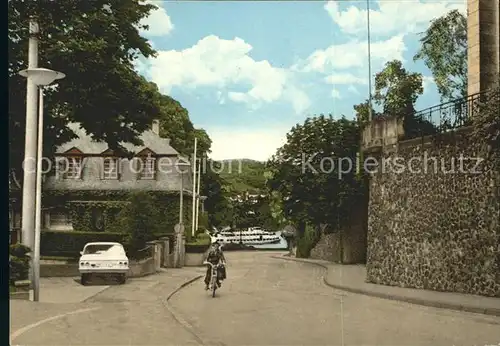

[140,157,156,179]
[48,211,73,231]
[103,157,119,179]
[63,157,83,179]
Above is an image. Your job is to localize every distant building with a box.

[10,120,195,241]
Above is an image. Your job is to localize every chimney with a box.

[152,119,160,135]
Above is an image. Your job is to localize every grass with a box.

[10,286,16,293]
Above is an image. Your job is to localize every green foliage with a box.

[113,191,182,253]
[187,232,211,246]
[369,59,436,138]
[41,231,127,257]
[9,244,31,285]
[44,190,191,237]
[201,159,233,228]
[267,115,365,228]
[414,10,467,101]
[186,233,211,253]
[296,224,321,258]
[218,159,267,194]
[374,60,424,118]
[354,100,378,128]
[197,212,209,232]
[8,0,162,176]
[40,230,170,258]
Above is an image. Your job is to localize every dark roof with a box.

[56,123,179,156]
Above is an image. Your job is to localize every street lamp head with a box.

[200,196,207,201]
[175,158,191,173]
[19,68,65,86]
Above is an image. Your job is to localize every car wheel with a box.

[118,274,126,284]
[81,274,88,285]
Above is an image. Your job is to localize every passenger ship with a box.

[211,227,282,245]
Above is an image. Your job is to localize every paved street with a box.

[10,268,205,345]
[10,252,500,346]
[170,252,500,346]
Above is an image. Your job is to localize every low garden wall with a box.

[40,258,157,278]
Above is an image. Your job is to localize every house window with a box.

[103,158,119,179]
[140,157,156,179]
[60,157,83,179]
[49,212,72,230]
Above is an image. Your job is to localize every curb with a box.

[164,274,227,346]
[272,255,500,318]
[162,275,207,346]
[166,275,203,301]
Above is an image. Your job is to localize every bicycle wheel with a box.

[211,271,217,297]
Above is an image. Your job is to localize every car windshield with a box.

[83,244,122,255]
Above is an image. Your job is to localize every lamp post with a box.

[366,0,373,122]
[176,159,191,225]
[18,67,65,302]
[175,159,190,268]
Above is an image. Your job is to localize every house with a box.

[10,119,195,241]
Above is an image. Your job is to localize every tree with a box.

[201,159,233,229]
[266,115,364,229]
[373,60,435,137]
[414,10,467,101]
[353,100,378,128]
[115,191,161,256]
[9,0,162,178]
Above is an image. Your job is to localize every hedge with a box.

[185,232,211,253]
[185,244,210,253]
[41,230,173,258]
[9,244,31,285]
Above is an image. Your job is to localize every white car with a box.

[78,242,129,285]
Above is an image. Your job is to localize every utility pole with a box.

[191,137,197,237]
[21,18,39,291]
[195,156,202,231]
[367,0,373,122]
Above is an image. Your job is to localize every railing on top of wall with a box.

[405,91,488,141]
[132,245,154,261]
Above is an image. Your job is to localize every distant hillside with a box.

[217,159,266,195]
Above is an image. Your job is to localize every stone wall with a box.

[310,219,368,264]
[366,127,500,297]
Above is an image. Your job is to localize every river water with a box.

[252,236,288,250]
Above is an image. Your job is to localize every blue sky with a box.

[137,0,466,161]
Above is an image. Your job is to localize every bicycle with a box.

[203,261,221,297]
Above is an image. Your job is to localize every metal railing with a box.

[405,91,487,140]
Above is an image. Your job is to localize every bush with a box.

[40,230,172,258]
[296,224,321,258]
[10,244,31,285]
[41,231,127,257]
[185,232,211,253]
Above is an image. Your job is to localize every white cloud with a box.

[325,73,368,85]
[139,1,174,36]
[331,89,341,99]
[206,126,290,161]
[324,0,466,37]
[146,35,310,113]
[297,35,406,73]
[422,75,436,93]
[348,85,359,94]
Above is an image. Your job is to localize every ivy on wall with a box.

[44,190,193,237]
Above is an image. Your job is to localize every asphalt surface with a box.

[170,252,500,346]
[10,251,500,345]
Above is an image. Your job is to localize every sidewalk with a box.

[11,268,205,345]
[274,255,500,317]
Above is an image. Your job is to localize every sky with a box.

[136,0,466,161]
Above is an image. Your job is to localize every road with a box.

[10,251,500,345]
[170,252,500,346]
